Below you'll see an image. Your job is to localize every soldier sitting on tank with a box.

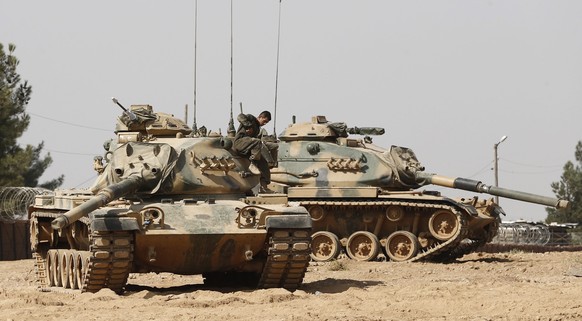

[233,111,278,193]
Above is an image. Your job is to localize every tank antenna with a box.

[192,0,198,132]
[272,0,283,139]
[227,102,236,137]
[226,0,236,137]
[230,0,234,132]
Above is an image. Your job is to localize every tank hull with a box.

[30,191,312,293]
[125,200,270,274]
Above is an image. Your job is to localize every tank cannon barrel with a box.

[51,175,145,230]
[415,172,570,210]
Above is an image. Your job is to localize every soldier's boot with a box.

[259,179,275,194]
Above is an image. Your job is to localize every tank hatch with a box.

[115,104,192,137]
[279,115,385,142]
[279,115,345,142]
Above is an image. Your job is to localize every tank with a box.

[267,115,569,262]
[28,102,312,294]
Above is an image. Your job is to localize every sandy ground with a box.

[1,251,582,321]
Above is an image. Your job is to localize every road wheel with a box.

[428,210,459,241]
[385,231,420,262]
[310,231,341,262]
[59,250,71,289]
[345,231,380,261]
[49,250,62,287]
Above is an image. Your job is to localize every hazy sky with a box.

[2,1,581,222]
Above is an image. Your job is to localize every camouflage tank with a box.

[28,101,312,294]
[267,115,569,262]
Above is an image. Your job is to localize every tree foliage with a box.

[0,43,63,189]
[546,141,582,224]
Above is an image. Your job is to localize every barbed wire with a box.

[0,187,53,221]
[492,222,579,246]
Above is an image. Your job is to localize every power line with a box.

[73,174,99,189]
[499,157,563,169]
[27,113,110,155]
[29,112,111,132]
[45,148,97,156]
[466,158,562,178]
[497,158,564,175]
[467,160,494,178]
[499,168,563,175]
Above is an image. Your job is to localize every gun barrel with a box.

[112,97,128,112]
[347,127,385,136]
[416,172,570,210]
[484,185,570,209]
[51,175,144,230]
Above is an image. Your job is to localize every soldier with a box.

[233,111,278,193]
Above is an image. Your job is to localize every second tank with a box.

[267,115,569,262]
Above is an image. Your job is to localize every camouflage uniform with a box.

[233,113,278,188]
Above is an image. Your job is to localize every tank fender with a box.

[266,214,313,230]
[91,217,140,232]
[439,198,479,216]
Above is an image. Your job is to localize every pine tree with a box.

[0,43,63,189]
[545,141,582,224]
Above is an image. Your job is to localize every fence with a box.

[0,219,31,260]
[0,187,50,261]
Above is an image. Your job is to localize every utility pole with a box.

[494,135,508,204]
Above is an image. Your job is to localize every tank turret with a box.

[270,115,568,263]
[52,102,264,231]
[274,115,568,209]
[278,115,384,141]
[90,100,260,197]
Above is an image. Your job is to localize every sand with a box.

[1,251,582,321]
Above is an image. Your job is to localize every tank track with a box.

[431,217,501,262]
[82,230,133,293]
[257,228,311,292]
[430,239,485,263]
[31,212,133,294]
[298,200,469,262]
[30,216,49,289]
[33,249,49,289]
